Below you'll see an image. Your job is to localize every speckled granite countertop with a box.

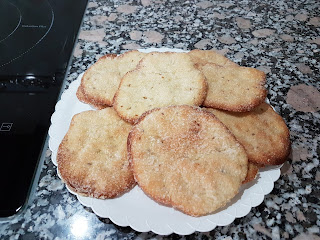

[1,0,320,239]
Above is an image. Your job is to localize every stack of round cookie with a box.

[57,49,290,217]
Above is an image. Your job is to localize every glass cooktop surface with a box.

[0,0,88,218]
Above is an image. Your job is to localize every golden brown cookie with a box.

[128,105,248,217]
[200,63,267,112]
[188,49,238,67]
[242,162,262,184]
[76,85,108,109]
[206,103,291,165]
[78,51,145,107]
[113,52,208,123]
[57,108,135,199]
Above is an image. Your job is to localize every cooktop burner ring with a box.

[0,1,22,44]
[0,0,89,219]
[0,0,55,69]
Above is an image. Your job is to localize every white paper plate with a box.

[48,48,282,235]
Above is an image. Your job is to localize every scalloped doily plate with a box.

[48,48,281,235]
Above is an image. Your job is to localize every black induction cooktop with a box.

[0,0,88,218]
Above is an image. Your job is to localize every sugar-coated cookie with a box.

[57,108,135,198]
[200,63,267,112]
[188,49,238,67]
[128,105,248,216]
[206,103,291,165]
[113,52,208,123]
[79,51,145,107]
